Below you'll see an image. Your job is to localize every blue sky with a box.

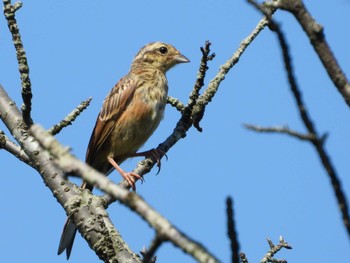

[1,1,350,262]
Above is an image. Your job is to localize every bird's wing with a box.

[85,74,138,164]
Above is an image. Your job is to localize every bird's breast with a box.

[109,76,168,158]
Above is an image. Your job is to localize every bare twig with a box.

[244,124,317,142]
[240,253,249,263]
[167,96,185,112]
[226,197,240,263]
[141,235,163,263]
[48,97,92,135]
[166,41,215,119]
[0,130,31,165]
[190,41,215,132]
[260,236,292,263]
[192,6,277,130]
[268,0,350,107]
[3,0,33,125]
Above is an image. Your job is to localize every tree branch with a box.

[240,253,249,263]
[260,236,292,263]
[0,85,139,262]
[226,197,240,263]
[0,129,31,166]
[48,97,92,135]
[244,124,317,142]
[30,124,220,263]
[272,14,350,239]
[268,0,350,107]
[141,234,163,263]
[0,40,222,262]
[167,96,185,113]
[189,41,215,132]
[3,0,33,125]
[192,5,276,131]
[248,0,350,239]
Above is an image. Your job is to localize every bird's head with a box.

[132,42,190,72]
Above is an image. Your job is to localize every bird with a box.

[57,42,189,259]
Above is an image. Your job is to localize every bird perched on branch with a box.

[57,42,189,259]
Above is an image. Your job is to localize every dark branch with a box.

[272,16,350,239]
[248,0,350,239]
[141,235,163,263]
[190,41,215,132]
[226,197,240,263]
[239,253,249,263]
[269,0,350,107]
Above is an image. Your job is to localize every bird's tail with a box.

[57,218,77,259]
[58,181,94,259]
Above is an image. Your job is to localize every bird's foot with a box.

[132,148,167,174]
[107,157,142,191]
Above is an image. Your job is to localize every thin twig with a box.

[240,253,249,263]
[260,236,292,263]
[3,0,33,125]
[167,96,185,113]
[48,97,92,135]
[190,41,215,132]
[0,130,31,165]
[141,235,163,263]
[226,197,240,263]
[192,6,277,130]
[244,124,317,142]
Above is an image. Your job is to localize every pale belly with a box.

[108,99,165,159]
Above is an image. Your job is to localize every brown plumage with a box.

[57,42,189,259]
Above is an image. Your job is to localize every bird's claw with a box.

[122,171,144,191]
[132,148,167,175]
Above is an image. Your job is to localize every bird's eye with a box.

[159,46,168,54]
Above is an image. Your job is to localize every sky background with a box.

[1,0,350,262]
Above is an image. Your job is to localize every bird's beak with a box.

[174,53,190,64]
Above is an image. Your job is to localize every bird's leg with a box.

[131,148,167,174]
[107,157,143,191]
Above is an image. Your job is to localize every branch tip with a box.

[48,97,92,135]
[13,1,22,11]
[260,236,292,263]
